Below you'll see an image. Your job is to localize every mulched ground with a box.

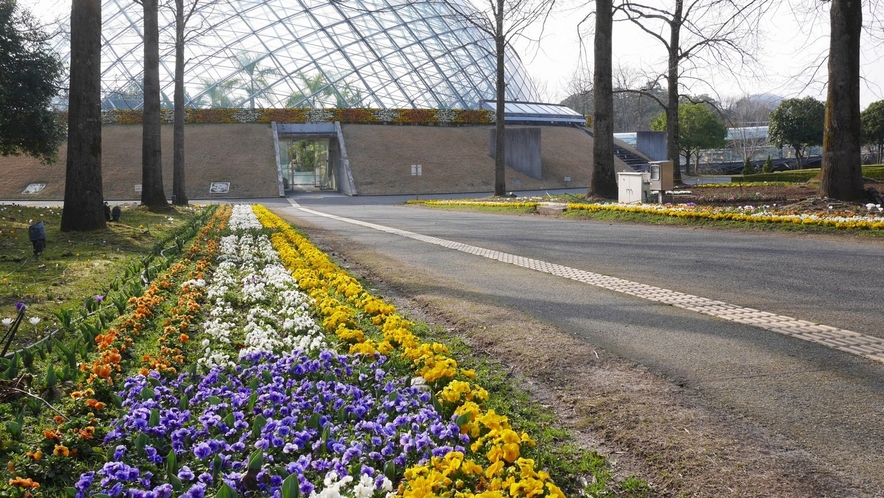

[664,180,884,215]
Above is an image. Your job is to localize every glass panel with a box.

[52,0,543,110]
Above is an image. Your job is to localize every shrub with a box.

[742,157,755,176]
[762,155,774,173]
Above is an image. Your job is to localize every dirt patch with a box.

[663,180,884,215]
[288,220,870,498]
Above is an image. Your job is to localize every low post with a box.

[1,305,26,358]
[28,220,47,261]
[411,164,422,200]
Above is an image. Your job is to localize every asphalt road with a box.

[262,192,884,494]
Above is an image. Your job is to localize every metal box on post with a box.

[648,160,674,192]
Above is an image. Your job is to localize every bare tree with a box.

[61,0,105,232]
[563,65,664,132]
[560,68,593,115]
[616,0,769,182]
[139,0,168,209]
[722,93,778,127]
[722,94,777,162]
[612,68,666,132]
[168,0,214,206]
[590,0,617,198]
[439,0,556,196]
[820,0,864,201]
[529,74,552,103]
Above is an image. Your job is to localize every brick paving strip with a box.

[291,202,884,364]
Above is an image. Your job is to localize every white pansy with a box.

[196,204,328,371]
[352,474,375,498]
[181,278,206,289]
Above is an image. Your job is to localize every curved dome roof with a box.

[72,0,539,110]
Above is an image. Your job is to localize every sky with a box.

[512,0,884,109]
[30,0,884,110]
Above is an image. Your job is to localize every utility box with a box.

[648,160,674,192]
[617,171,650,204]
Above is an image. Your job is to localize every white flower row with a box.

[197,205,326,371]
[204,206,395,498]
[227,204,264,231]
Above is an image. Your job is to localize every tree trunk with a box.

[820,0,864,201]
[493,0,506,197]
[61,0,105,232]
[666,0,683,183]
[172,0,188,206]
[590,0,617,198]
[141,0,168,208]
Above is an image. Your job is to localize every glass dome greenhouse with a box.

[57,0,540,110]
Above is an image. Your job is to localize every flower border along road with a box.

[413,199,884,230]
[3,205,228,496]
[70,205,563,498]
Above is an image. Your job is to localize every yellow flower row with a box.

[413,197,884,230]
[566,202,884,230]
[690,181,791,189]
[412,200,541,210]
[252,205,564,497]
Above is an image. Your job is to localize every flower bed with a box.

[90,108,497,126]
[1,206,228,496]
[410,197,884,230]
[565,202,884,229]
[3,204,564,497]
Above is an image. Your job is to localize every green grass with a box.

[728,163,884,183]
[406,200,539,214]
[0,203,206,350]
[0,203,217,496]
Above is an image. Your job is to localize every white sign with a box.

[22,183,46,194]
[209,182,230,194]
[134,184,142,192]
[411,164,422,176]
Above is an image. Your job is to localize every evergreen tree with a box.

[762,155,773,173]
[742,157,754,176]
[0,0,65,163]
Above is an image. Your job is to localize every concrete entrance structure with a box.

[273,123,357,196]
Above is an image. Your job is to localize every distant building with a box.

[617,127,822,173]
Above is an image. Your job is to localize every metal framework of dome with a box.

[68,0,540,110]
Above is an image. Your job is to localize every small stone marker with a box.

[537,203,566,215]
[210,182,230,194]
[22,183,46,194]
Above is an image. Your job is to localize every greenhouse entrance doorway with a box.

[275,123,342,193]
[282,138,330,189]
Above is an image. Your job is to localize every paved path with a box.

[295,203,884,364]
[264,194,884,495]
